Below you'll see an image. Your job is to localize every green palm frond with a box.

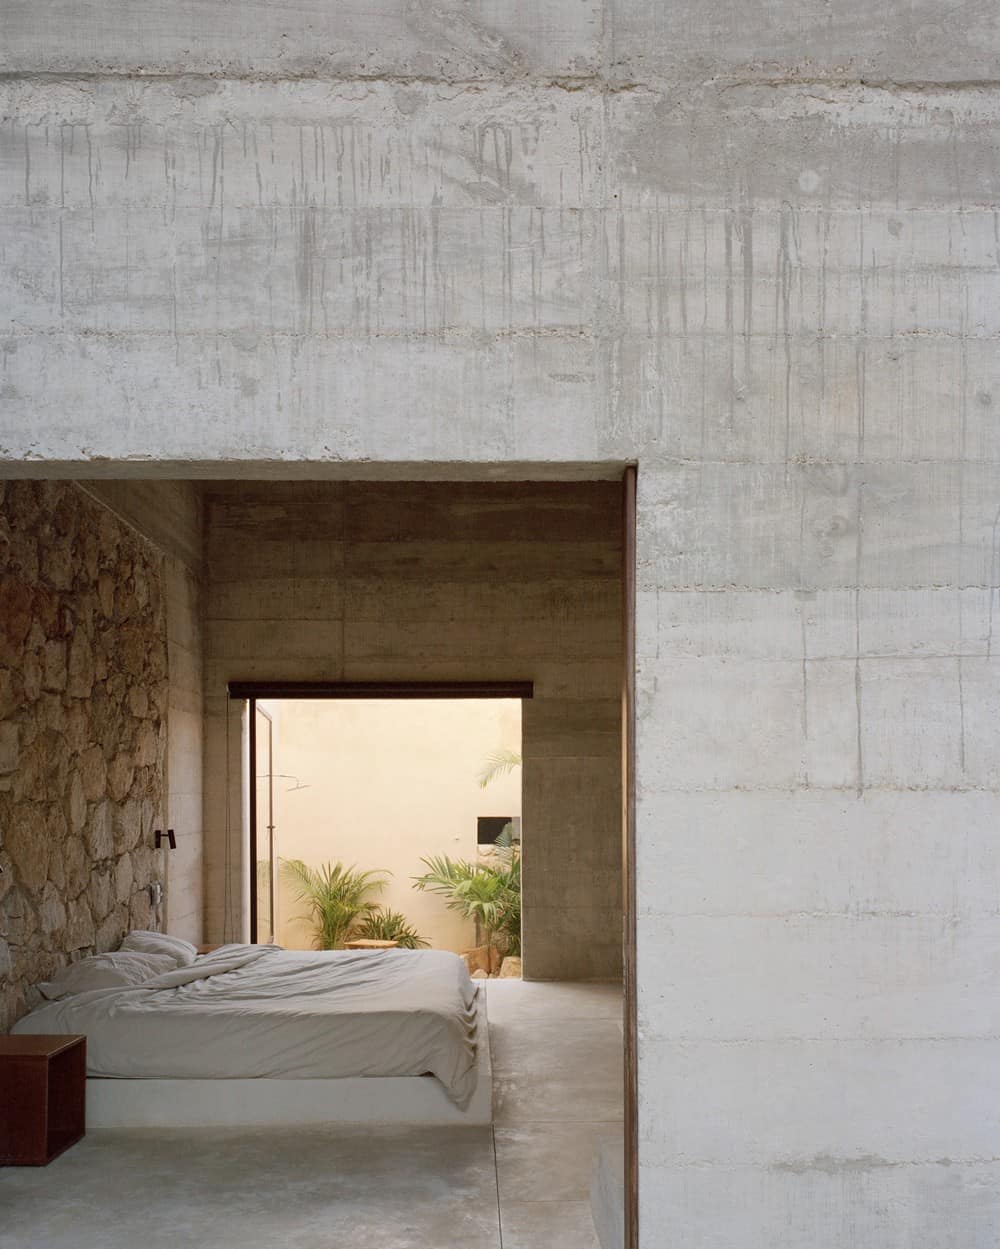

[476,749,522,790]
[412,852,521,956]
[356,908,429,949]
[280,859,389,950]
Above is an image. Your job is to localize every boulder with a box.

[462,945,493,976]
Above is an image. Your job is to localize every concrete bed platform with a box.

[86,990,491,1127]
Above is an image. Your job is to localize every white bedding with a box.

[13,945,481,1107]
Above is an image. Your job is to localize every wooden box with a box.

[0,1034,86,1165]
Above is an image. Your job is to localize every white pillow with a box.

[121,929,198,967]
[39,951,177,999]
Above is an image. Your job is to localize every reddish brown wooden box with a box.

[0,1035,86,1165]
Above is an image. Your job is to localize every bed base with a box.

[86,993,492,1127]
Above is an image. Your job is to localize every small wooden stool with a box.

[0,1034,86,1166]
[343,939,399,950]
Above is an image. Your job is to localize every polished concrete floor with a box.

[0,981,623,1249]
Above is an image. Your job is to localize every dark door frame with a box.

[235,681,535,944]
[249,702,275,944]
[622,465,638,1249]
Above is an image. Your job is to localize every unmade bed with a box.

[12,944,492,1127]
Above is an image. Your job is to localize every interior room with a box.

[3,3,996,1243]
[0,474,629,1249]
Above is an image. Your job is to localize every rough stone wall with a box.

[202,480,623,980]
[2,2,1000,1244]
[0,482,168,1031]
[80,481,206,944]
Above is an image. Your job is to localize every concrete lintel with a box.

[1,459,631,483]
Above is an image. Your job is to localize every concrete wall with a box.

[81,482,205,943]
[269,698,521,953]
[2,3,999,1243]
[202,481,623,980]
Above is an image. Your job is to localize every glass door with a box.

[252,703,275,943]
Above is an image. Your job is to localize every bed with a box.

[12,942,492,1127]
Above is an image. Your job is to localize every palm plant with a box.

[412,852,521,956]
[476,748,522,790]
[280,859,388,950]
[355,908,429,949]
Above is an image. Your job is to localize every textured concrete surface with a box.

[489,979,622,1248]
[0,1124,503,1249]
[2,0,999,1243]
[201,481,623,979]
[0,981,619,1249]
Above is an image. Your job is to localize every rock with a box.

[63,837,88,898]
[66,897,95,949]
[64,703,90,752]
[127,687,149,718]
[462,945,493,976]
[39,691,67,733]
[118,623,146,676]
[80,530,100,582]
[114,855,133,903]
[41,638,67,691]
[78,744,107,801]
[89,868,114,920]
[39,884,67,935]
[96,906,128,953]
[11,737,48,801]
[41,540,73,590]
[20,651,41,702]
[47,842,66,891]
[129,889,154,930]
[471,969,489,980]
[0,576,33,655]
[0,852,14,902]
[0,722,19,775]
[134,722,158,768]
[5,803,49,892]
[0,669,18,718]
[66,770,87,834]
[499,956,522,979]
[107,753,135,802]
[85,800,114,861]
[112,798,143,854]
[67,632,95,698]
[97,572,115,619]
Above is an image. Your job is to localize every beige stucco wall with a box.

[268,698,521,952]
[202,480,623,979]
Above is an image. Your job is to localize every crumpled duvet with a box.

[13,946,481,1107]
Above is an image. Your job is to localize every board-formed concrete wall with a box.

[2,3,999,1243]
[201,481,623,980]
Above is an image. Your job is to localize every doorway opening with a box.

[214,470,637,1247]
[248,693,524,968]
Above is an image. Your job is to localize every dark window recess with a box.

[478,816,514,845]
